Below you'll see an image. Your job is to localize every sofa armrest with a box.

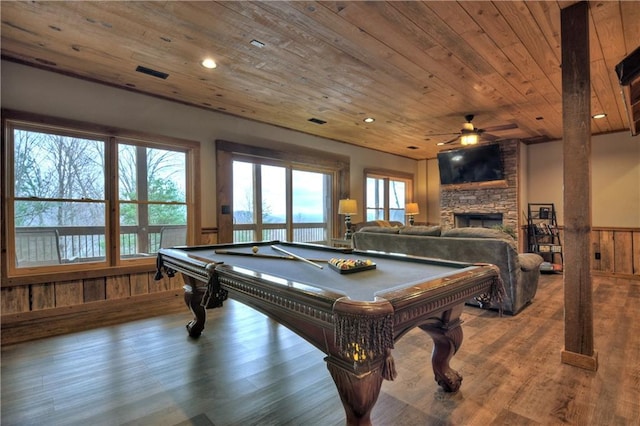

[518,253,544,272]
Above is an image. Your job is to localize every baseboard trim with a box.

[561,348,599,371]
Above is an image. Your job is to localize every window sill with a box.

[3,262,158,287]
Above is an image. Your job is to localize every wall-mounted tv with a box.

[437,143,504,185]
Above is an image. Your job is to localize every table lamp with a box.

[405,202,419,226]
[338,199,358,239]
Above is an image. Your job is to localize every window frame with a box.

[231,157,334,243]
[364,168,414,223]
[1,110,200,283]
[215,140,350,243]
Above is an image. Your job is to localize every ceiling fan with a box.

[434,114,518,146]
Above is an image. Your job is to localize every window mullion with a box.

[254,164,263,241]
[136,146,150,253]
[286,167,293,241]
[107,137,118,264]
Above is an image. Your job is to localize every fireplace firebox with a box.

[455,213,503,228]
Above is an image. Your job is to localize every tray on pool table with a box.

[328,258,376,274]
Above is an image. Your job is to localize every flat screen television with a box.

[437,143,504,185]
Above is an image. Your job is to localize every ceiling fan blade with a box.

[481,133,499,141]
[482,123,518,132]
[427,132,460,137]
[443,135,460,145]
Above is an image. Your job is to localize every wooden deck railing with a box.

[232,222,328,244]
[15,223,328,265]
[15,225,177,264]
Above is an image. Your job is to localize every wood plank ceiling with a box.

[1,1,639,159]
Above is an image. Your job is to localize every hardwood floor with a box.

[2,273,639,426]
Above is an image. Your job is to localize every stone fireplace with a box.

[440,140,519,232]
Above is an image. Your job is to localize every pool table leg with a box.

[325,355,384,426]
[183,278,206,338]
[419,307,464,392]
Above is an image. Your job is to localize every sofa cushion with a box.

[441,227,517,249]
[353,220,403,232]
[399,225,441,236]
[358,226,400,234]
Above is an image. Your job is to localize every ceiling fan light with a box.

[460,133,479,145]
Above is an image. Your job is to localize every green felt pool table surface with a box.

[168,241,477,301]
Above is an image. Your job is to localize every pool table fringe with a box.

[333,309,395,378]
[472,264,507,315]
[202,273,229,309]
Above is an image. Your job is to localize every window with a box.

[118,144,188,256]
[232,160,331,243]
[3,113,198,276]
[12,126,108,267]
[216,140,349,244]
[365,170,413,223]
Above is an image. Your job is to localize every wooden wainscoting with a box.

[1,270,186,346]
[0,228,220,346]
[520,226,639,279]
[591,227,640,278]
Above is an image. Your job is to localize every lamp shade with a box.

[338,199,358,215]
[405,203,419,215]
[460,132,479,146]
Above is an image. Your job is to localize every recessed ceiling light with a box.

[437,142,446,146]
[592,113,607,119]
[201,58,217,69]
[363,117,375,123]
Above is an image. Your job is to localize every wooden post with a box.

[560,1,597,371]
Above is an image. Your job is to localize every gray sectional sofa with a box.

[352,225,543,315]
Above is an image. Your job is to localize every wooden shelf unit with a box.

[527,203,563,268]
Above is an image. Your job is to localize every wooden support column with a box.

[560,1,597,371]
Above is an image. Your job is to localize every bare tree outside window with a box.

[9,124,191,268]
[13,129,106,263]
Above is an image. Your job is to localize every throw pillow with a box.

[441,227,517,249]
[399,225,441,236]
[358,226,401,234]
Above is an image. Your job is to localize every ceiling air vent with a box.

[308,118,327,125]
[135,65,169,79]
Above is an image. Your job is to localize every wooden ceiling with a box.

[1,1,639,159]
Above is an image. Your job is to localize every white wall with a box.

[1,61,419,228]
[426,157,441,225]
[526,133,640,227]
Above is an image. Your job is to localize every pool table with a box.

[156,241,503,425]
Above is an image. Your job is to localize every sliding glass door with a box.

[232,160,331,243]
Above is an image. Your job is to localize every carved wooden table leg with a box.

[325,356,385,426]
[419,308,464,392]
[183,277,206,338]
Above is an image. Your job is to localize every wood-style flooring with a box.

[2,273,639,426]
